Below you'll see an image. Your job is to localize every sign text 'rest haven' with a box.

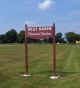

[26,26,54,39]
[28,27,52,31]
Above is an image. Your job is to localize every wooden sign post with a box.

[24,24,29,76]
[52,24,56,75]
[24,24,58,78]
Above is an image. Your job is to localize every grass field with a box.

[0,44,80,88]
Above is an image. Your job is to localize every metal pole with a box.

[25,24,29,75]
[52,23,56,75]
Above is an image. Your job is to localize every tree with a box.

[55,32,62,43]
[75,34,80,41]
[0,34,6,43]
[17,30,25,43]
[5,29,17,43]
[65,32,77,43]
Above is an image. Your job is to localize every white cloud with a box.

[38,0,55,10]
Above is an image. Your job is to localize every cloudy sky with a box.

[0,0,80,34]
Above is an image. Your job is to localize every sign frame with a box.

[24,24,56,76]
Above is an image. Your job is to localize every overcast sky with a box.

[0,0,80,35]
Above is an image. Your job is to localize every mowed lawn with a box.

[0,44,80,88]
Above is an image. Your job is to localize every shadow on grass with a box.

[56,71,80,77]
[18,70,80,78]
[31,70,80,78]
[19,70,52,77]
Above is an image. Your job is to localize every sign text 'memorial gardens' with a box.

[26,26,54,39]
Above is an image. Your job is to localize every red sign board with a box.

[24,24,56,76]
[27,26,54,39]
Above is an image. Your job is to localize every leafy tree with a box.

[75,34,80,41]
[65,32,77,43]
[56,32,62,43]
[5,29,17,43]
[0,34,6,43]
[17,30,25,43]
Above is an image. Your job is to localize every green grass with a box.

[0,44,80,88]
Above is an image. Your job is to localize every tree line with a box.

[0,29,25,43]
[0,29,80,44]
